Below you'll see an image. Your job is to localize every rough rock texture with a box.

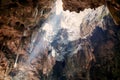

[0,0,55,79]
[47,14,119,80]
[0,0,120,80]
[107,0,120,25]
[62,0,105,12]
[62,0,120,25]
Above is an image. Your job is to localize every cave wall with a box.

[0,0,55,79]
[0,0,120,80]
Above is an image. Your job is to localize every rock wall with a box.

[62,0,120,25]
[0,0,120,80]
[62,0,105,12]
[0,0,55,79]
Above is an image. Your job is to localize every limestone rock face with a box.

[0,0,120,80]
[0,0,54,79]
[62,0,105,12]
[62,0,120,25]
